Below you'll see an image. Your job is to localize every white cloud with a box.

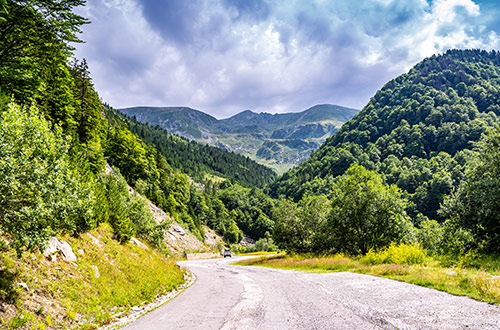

[75,0,500,118]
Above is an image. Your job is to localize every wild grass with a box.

[0,223,184,329]
[236,244,500,304]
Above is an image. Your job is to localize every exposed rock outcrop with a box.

[44,237,77,262]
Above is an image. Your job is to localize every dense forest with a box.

[2,0,500,268]
[0,0,276,257]
[270,49,500,221]
[109,107,277,188]
[269,49,500,254]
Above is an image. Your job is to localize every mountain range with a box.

[119,104,359,173]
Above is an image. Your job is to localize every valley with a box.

[2,1,500,329]
[119,104,359,174]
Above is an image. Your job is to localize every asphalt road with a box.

[123,256,500,330]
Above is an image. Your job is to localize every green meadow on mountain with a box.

[119,104,359,173]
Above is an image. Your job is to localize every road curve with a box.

[123,256,500,330]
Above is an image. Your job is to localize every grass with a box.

[235,245,500,304]
[0,223,185,329]
[235,251,278,256]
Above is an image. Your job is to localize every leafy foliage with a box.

[0,102,93,253]
[273,166,414,254]
[217,184,275,240]
[272,196,329,253]
[270,49,500,222]
[327,165,415,254]
[362,243,427,265]
[441,127,500,253]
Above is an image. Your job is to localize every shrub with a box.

[362,243,427,265]
[0,103,94,254]
[416,219,444,255]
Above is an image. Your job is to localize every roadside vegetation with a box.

[0,223,184,329]
[236,245,500,304]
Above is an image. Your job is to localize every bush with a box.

[243,237,278,253]
[362,243,427,265]
[127,194,167,248]
[105,171,135,243]
[416,219,444,255]
[0,103,94,254]
[440,127,500,253]
[273,196,329,253]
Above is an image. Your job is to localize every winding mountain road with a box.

[123,256,500,329]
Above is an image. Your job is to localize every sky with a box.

[74,0,500,118]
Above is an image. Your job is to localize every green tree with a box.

[441,127,500,252]
[272,195,329,253]
[0,0,87,114]
[0,102,93,253]
[327,165,414,254]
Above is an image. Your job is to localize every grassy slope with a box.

[236,251,500,304]
[0,223,184,329]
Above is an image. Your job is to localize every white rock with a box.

[58,239,77,261]
[43,237,77,262]
[130,237,149,250]
[16,282,29,291]
[172,224,186,235]
[91,265,100,278]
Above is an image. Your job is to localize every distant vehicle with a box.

[223,249,232,258]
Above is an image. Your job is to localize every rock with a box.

[87,234,103,248]
[172,224,186,235]
[43,237,77,262]
[91,265,100,278]
[77,249,85,255]
[44,237,60,261]
[130,237,149,250]
[239,235,256,247]
[16,282,29,291]
[58,240,77,261]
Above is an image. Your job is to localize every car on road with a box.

[223,249,232,258]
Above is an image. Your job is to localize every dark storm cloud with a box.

[137,0,202,44]
[75,0,500,118]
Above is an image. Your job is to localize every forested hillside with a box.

[0,1,279,326]
[270,49,500,221]
[108,107,277,188]
[120,104,359,173]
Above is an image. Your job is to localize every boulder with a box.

[130,237,149,250]
[44,237,77,262]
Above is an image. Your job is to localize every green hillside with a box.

[0,2,277,327]
[119,104,359,173]
[107,107,277,188]
[270,49,500,221]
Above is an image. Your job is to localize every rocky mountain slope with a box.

[119,104,359,173]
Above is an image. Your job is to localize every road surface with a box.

[123,256,500,329]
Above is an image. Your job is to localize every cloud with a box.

[75,0,500,118]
